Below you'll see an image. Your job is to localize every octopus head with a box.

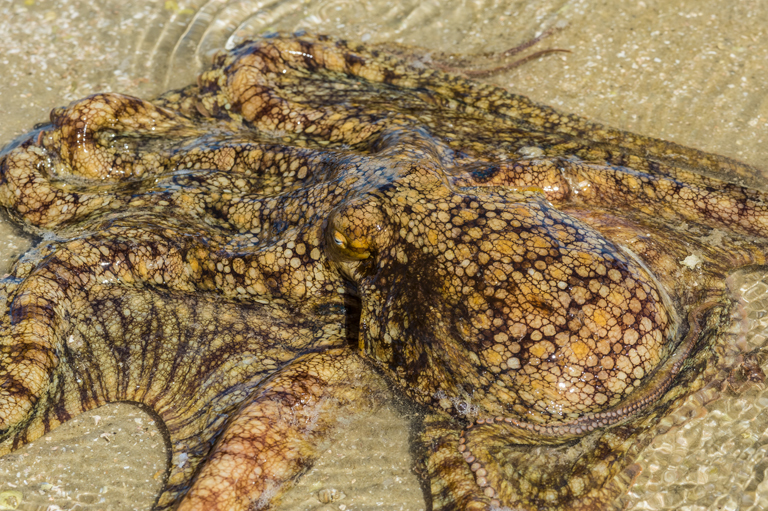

[327,176,673,422]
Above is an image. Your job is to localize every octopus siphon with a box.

[0,32,767,510]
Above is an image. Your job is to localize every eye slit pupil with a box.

[333,230,347,248]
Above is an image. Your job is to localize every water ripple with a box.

[127,0,564,93]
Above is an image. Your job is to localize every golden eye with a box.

[332,230,347,249]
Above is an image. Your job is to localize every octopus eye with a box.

[327,226,372,262]
[332,230,347,249]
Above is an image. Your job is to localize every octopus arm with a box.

[177,348,382,510]
[197,34,763,186]
[450,157,768,239]
[0,224,351,509]
[0,92,366,234]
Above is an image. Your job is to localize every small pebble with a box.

[0,490,23,510]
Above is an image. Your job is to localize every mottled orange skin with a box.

[0,33,766,510]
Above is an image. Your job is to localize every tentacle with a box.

[449,156,768,239]
[0,215,347,444]
[0,90,462,239]
[200,33,763,185]
[0,223,204,441]
[561,159,768,238]
[0,257,350,509]
[426,23,570,78]
[177,349,382,511]
[44,92,201,181]
[0,147,115,230]
[0,120,363,234]
[418,412,495,511]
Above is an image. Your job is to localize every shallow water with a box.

[1,0,768,509]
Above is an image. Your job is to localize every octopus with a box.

[0,32,766,511]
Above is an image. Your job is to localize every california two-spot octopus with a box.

[0,32,766,510]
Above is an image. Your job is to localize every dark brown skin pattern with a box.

[0,32,767,510]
